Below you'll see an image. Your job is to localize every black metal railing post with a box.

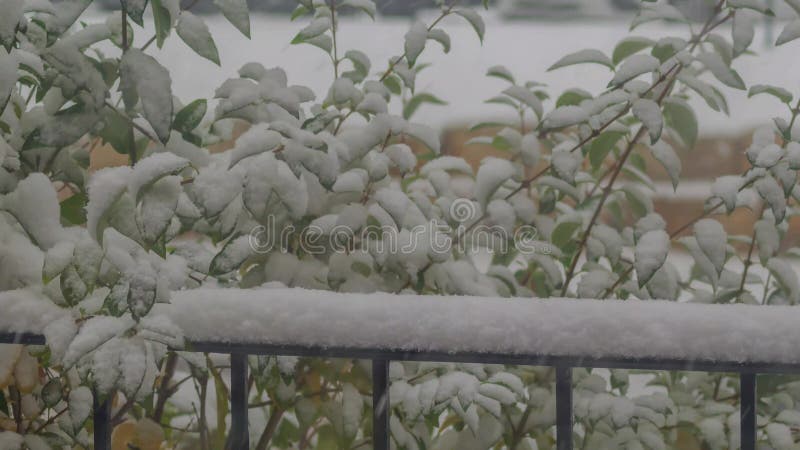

[556,365,573,450]
[741,372,757,450]
[93,391,111,450]
[372,359,390,450]
[229,353,249,449]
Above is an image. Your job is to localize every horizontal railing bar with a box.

[184,340,800,374]
[0,332,46,345]
[3,335,798,374]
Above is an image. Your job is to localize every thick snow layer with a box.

[0,289,68,336]
[6,285,800,366]
[166,287,800,365]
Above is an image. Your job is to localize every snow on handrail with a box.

[166,287,800,368]
[4,286,800,370]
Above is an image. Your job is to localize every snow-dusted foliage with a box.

[1,0,800,447]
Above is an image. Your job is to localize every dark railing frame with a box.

[3,333,796,450]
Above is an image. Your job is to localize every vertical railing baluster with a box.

[229,353,249,449]
[556,365,573,450]
[372,359,390,450]
[741,372,757,450]
[93,391,111,450]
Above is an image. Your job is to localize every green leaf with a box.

[556,88,592,108]
[150,0,172,48]
[383,75,402,95]
[486,65,514,84]
[612,36,655,65]
[677,73,729,114]
[403,92,446,120]
[291,5,311,21]
[60,193,88,225]
[622,185,653,218]
[548,49,614,71]
[174,99,207,133]
[469,121,507,132]
[587,131,625,169]
[343,50,370,82]
[98,108,134,154]
[748,84,793,104]
[292,17,329,44]
[121,0,148,26]
[176,12,220,65]
[341,0,376,19]
[350,261,371,277]
[214,0,250,38]
[455,9,485,43]
[663,98,698,149]
[551,220,581,250]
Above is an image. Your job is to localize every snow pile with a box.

[165,287,800,365]
[0,289,69,336]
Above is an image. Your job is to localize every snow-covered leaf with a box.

[754,218,779,263]
[128,153,189,200]
[177,12,220,65]
[0,48,17,114]
[632,98,663,143]
[755,175,786,222]
[732,10,756,56]
[776,20,800,45]
[427,28,450,53]
[0,0,23,50]
[209,235,252,275]
[455,9,485,43]
[404,21,427,67]
[635,230,669,288]
[548,49,614,71]
[649,141,681,189]
[766,422,794,450]
[69,386,93,432]
[120,49,173,143]
[214,0,250,38]
[542,106,589,130]
[609,54,659,86]
[694,219,726,274]
[696,52,746,90]
[767,259,800,303]
[748,84,793,104]
[475,158,516,209]
[502,86,543,118]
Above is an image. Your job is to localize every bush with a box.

[1,0,800,448]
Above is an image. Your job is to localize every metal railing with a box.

[3,331,799,450]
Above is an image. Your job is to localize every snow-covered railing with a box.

[5,287,800,449]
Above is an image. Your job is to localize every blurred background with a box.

[86,0,800,246]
